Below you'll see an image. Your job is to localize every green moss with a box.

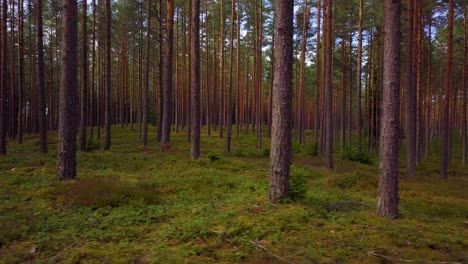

[0,127,467,263]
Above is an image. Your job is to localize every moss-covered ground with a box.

[0,127,466,263]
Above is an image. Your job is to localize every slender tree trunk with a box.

[80,0,88,151]
[405,0,416,177]
[356,0,363,151]
[143,0,151,148]
[157,0,164,142]
[219,0,225,138]
[226,0,236,152]
[298,0,307,145]
[17,0,24,144]
[0,0,7,155]
[161,0,174,151]
[103,0,111,150]
[37,0,48,153]
[269,0,293,202]
[378,0,401,218]
[441,0,454,179]
[57,0,79,179]
[314,0,321,148]
[324,0,333,170]
[462,8,467,164]
[191,0,200,159]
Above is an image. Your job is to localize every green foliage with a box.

[327,172,378,190]
[342,146,374,165]
[207,151,222,162]
[49,176,159,208]
[86,137,101,151]
[0,127,467,263]
[306,143,318,156]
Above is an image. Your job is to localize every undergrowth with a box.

[0,127,466,263]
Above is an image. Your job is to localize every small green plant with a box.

[261,148,270,158]
[87,137,101,151]
[327,172,378,190]
[288,167,310,201]
[207,151,222,162]
[306,143,318,156]
[342,146,373,165]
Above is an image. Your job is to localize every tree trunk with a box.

[17,0,24,144]
[269,0,293,202]
[441,0,454,179]
[80,0,88,151]
[142,0,151,148]
[378,0,401,218]
[405,0,416,177]
[191,0,200,159]
[57,0,79,179]
[103,0,111,150]
[0,0,7,155]
[161,0,174,151]
[226,0,235,152]
[324,0,333,170]
[356,0,363,151]
[37,0,48,153]
[462,8,467,164]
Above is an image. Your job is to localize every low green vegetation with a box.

[0,127,467,263]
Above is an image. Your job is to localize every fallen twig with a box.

[249,239,294,264]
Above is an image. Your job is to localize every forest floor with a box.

[0,127,467,263]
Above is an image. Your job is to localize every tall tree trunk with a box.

[142,0,151,148]
[405,0,416,177]
[17,0,24,144]
[161,0,174,151]
[356,0,363,151]
[191,0,200,159]
[378,0,401,218]
[441,0,454,179]
[324,0,333,170]
[226,0,235,152]
[298,0,307,145]
[80,0,88,151]
[57,0,79,179]
[219,0,225,138]
[463,7,467,165]
[314,0,321,148]
[103,0,111,150]
[157,0,164,142]
[269,0,293,202]
[0,0,7,155]
[37,0,48,153]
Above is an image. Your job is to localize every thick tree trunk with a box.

[191,0,201,159]
[37,0,48,153]
[378,0,401,219]
[57,0,79,179]
[161,0,174,151]
[269,0,293,202]
[80,0,88,151]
